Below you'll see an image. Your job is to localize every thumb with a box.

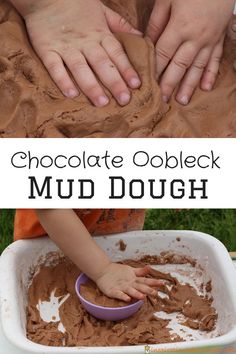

[104,6,142,35]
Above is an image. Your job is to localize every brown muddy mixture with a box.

[116,239,127,251]
[27,254,217,347]
[80,279,136,308]
[0,0,235,138]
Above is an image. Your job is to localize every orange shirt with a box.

[14,209,146,240]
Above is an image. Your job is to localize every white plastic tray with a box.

[1,231,236,353]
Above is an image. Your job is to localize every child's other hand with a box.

[23,0,141,106]
[147,0,235,105]
[95,263,161,301]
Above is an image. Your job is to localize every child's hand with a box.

[95,263,162,301]
[21,0,141,106]
[147,0,235,105]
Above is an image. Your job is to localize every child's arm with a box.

[147,0,235,105]
[36,209,161,302]
[9,0,141,107]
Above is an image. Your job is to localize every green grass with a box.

[1,209,236,254]
[0,209,15,254]
[144,209,236,252]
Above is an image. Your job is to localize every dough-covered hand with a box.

[95,263,162,301]
[147,0,235,105]
[20,0,141,106]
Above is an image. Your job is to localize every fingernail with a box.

[66,89,78,98]
[118,92,131,105]
[130,77,141,88]
[96,96,109,107]
[203,83,212,91]
[178,95,189,106]
[131,29,143,36]
[162,95,169,103]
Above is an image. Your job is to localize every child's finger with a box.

[104,6,142,36]
[108,289,131,302]
[146,0,171,44]
[134,283,156,296]
[176,46,212,105]
[155,24,183,79]
[134,265,151,277]
[83,45,131,106]
[160,41,199,102]
[102,35,141,89]
[125,286,146,300]
[63,51,109,107]
[43,51,79,98]
[136,277,164,288]
[201,38,224,92]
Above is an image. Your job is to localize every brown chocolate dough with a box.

[80,279,135,308]
[0,0,164,138]
[116,239,127,251]
[27,255,217,347]
[0,0,235,138]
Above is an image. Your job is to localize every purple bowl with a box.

[75,273,144,321]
